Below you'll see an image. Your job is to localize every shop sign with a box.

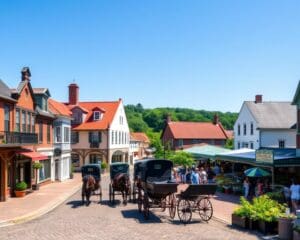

[255,149,273,163]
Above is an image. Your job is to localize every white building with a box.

[234,95,296,150]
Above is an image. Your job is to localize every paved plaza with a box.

[0,175,263,240]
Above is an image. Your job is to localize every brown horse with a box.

[112,173,131,205]
[82,175,96,206]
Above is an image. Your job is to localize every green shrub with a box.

[33,162,43,169]
[234,197,252,218]
[15,181,27,191]
[101,162,108,170]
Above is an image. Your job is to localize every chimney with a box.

[213,114,219,125]
[21,67,31,81]
[166,114,171,123]
[68,83,79,105]
[255,95,263,104]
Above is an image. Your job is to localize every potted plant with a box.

[101,162,107,173]
[15,181,27,197]
[278,213,296,240]
[32,162,42,190]
[232,197,251,229]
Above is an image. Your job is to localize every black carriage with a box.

[177,184,217,224]
[81,164,102,202]
[109,162,131,203]
[138,159,178,220]
[132,160,144,203]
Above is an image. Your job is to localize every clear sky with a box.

[0,1,299,112]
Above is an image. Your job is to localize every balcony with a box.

[0,131,38,146]
[90,141,99,148]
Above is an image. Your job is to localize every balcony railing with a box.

[0,131,38,145]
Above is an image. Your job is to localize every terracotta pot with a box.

[14,190,26,198]
[278,217,293,240]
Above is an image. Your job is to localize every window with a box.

[242,142,249,148]
[27,112,31,133]
[178,139,183,147]
[243,123,247,135]
[122,132,124,144]
[71,153,80,168]
[31,115,35,133]
[111,130,114,145]
[15,109,20,132]
[119,116,123,125]
[94,111,100,121]
[39,122,43,143]
[115,131,118,145]
[4,105,10,132]
[237,142,240,149]
[119,131,121,144]
[47,123,51,143]
[237,124,241,136]
[55,127,61,143]
[89,154,102,164]
[39,159,51,181]
[279,140,285,148]
[250,122,254,135]
[89,131,101,143]
[71,131,79,144]
[22,111,26,132]
[250,142,254,149]
[64,127,70,143]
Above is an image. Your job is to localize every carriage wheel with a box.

[143,193,150,220]
[132,184,136,203]
[160,198,167,212]
[177,199,192,224]
[109,184,112,203]
[137,190,142,213]
[198,197,213,222]
[168,194,176,219]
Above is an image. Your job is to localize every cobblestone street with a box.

[0,176,262,240]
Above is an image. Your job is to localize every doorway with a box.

[55,159,59,180]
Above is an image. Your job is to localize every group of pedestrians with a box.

[283,179,300,214]
[243,177,270,199]
[173,165,219,184]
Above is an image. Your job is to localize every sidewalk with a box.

[0,173,82,227]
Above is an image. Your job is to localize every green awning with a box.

[184,145,231,160]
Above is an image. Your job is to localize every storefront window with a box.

[39,159,51,181]
[89,154,102,164]
[71,153,80,168]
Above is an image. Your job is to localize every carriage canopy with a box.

[81,164,101,181]
[139,159,173,183]
[110,162,129,179]
[133,160,144,179]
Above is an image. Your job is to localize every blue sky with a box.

[0,1,299,112]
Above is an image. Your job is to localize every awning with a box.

[184,144,231,160]
[18,151,48,161]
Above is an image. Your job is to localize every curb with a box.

[0,184,81,228]
[212,216,230,225]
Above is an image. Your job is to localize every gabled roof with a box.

[35,106,55,119]
[70,105,88,113]
[245,101,296,129]
[33,88,51,97]
[166,121,228,140]
[0,79,16,102]
[49,99,72,118]
[130,132,150,143]
[292,80,300,105]
[66,101,121,130]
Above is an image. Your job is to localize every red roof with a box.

[49,99,72,117]
[225,130,234,139]
[18,151,48,161]
[130,132,150,143]
[66,101,120,130]
[167,121,228,140]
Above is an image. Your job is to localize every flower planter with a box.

[293,231,300,240]
[278,217,293,240]
[258,220,278,235]
[232,214,249,229]
[249,219,259,230]
[14,190,26,198]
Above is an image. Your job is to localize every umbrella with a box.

[244,167,270,177]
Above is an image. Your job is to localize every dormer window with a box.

[94,111,101,121]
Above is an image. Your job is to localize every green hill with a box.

[125,103,238,133]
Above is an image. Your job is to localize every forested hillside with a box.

[125,104,238,133]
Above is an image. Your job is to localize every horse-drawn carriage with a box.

[109,162,131,204]
[137,159,178,220]
[177,184,217,223]
[132,160,144,203]
[81,164,102,205]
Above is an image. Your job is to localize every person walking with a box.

[243,177,250,199]
[191,168,200,184]
[290,179,300,214]
[199,167,207,184]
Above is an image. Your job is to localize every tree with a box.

[224,138,234,149]
[168,151,195,167]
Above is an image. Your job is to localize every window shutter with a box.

[89,132,92,143]
[98,131,102,143]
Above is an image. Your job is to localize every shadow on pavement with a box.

[121,209,162,224]
[227,224,265,239]
[66,200,85,209]
[213,192,240,204]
